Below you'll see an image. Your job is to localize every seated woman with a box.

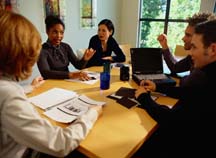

[37,15,95,80]
[86,19,126,67]
[0,10,102,158]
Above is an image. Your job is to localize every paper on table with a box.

[28,88,78,110]
[44,107,78,123]
[78,95,105,106]
[29,87,106,123]
[65,71,100,85]
[44,95,106,123]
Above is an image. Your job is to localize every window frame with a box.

[138,0,188,48]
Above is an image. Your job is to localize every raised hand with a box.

[157,34,169,49]
[83,48,96,61]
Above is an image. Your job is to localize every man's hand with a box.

[140,79,156,92]
[157,34,169,49]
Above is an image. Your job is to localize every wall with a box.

[18,0,215,52]
[120,0,139,47]
[17,0,215,84]
[18,0,122,52]
[17,0,123,84]
[200,0,216,12]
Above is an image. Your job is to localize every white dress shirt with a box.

[0,75,98,158]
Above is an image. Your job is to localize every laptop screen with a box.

[130,48,163,74]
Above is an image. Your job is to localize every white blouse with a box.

[0,76,98,158]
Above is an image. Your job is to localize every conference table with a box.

[27,66,178,158]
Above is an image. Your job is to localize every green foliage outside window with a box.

[139,0,201,52]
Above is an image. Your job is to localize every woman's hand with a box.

[31,76,45,89]
[83,48,96,61]
[69,71,91,81]
[102,56,113,61]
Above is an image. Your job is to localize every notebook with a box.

[130,48,176,87]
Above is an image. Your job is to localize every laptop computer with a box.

[130,48,176,87]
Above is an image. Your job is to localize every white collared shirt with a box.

[0,76,98,158]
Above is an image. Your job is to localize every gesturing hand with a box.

[157,34,169,49]
[83,48,96,61]
[31,76,45,89]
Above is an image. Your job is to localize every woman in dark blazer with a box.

[86,19,126,67]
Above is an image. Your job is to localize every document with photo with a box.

[29,88,105,123]
[44,95,106,123]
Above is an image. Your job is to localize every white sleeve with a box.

[22,84,33,94]
[1,87,98,157]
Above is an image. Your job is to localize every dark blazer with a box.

[135,62,216,157]
[86,35,125,67]
[37,41,87,79]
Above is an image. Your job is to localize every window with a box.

[138,0,201,51]
[214,1,216,13]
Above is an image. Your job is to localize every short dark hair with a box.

[98,19,115,36]
[195,20,216,48]
[186,12,216,27]
[45,15,65,32]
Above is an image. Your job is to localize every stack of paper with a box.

[29,88,105,123]
[29,88,78,110]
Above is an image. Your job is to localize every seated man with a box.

[134,19,216,157]
[157,12,215,86]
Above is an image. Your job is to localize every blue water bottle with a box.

[103,61,111,73]
[100,72,110,90]
[100,61,111,90]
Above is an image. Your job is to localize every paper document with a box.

[28,88,77,110]
[29,88,105,123]
[44,95,105,123]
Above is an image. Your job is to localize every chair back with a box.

[119,44,131,64]
[174,45,189,57]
